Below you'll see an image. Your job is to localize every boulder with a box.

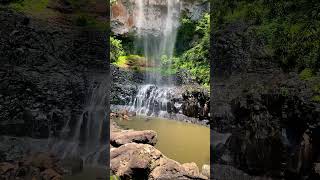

[110,143,207,180]
[111,129,157,147]
[201,164,210,178]
[110,143,162,179]
[0,152,64,180]
[182,162,200,177]
[41,169,62,180]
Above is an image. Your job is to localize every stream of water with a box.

[49,81,109,166]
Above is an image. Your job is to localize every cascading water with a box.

[129,84,181,118]
[50,81,108,166]
[131,0,182,117]
[135,0,181,84]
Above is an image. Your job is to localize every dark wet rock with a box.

[211,21,320,179]
[0,136,50,162]
[0,9,108,138]
[211,164,278,180]
[0,0,12,4]
[47,0,73,13]
[60,157,83,175]
[181,90,210,119]
[0,153,64,180]
[111,65,141,105]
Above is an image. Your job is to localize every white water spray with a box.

[135,0,181,84]
[50,81,108,166]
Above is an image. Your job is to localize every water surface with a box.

[63,166,107,180]
[115,115,210,168]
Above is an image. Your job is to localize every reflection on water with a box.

[63,166,107,180]
[115,116,210,168]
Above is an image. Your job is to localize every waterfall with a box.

[135,0,181,85]
[50,81,108,166]
[129,84,181,118]
[127,0,182,117]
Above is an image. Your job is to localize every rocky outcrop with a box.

[111,0,209,35]
[111,65,142,105]
[211,21,320,179]
[0,8,108,138]
[0,153,64,180]
[182,89,210,120]
[111,67,210,124]
[111,129,157,147]
[110,121,209,179]
[111,143,208,180]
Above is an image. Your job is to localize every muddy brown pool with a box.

[115,115,210,168]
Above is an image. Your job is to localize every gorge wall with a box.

[210,20,320,179]
[111,0,209,35]
[0,6,109,162]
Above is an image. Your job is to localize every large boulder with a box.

[0,153,64,180]
[110,143,208,180]
[110,129,157,147]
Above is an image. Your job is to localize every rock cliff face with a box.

[111,0,209,35]
[211,21,320,179]
[0,8,108,139]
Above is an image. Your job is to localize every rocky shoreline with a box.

[110,118,210,179]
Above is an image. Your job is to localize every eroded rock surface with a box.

[0,153,63,180]
[110,121,209,180]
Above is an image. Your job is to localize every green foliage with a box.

[73,13,108,30]
[9,0,53,16]
[299,68,314,80]
[113,54,146,73]
[175,14,197,55]
[312,95,320,103]
[110,0,117,5]
[172,13,210,85]
[211,0,320,72]
[111,36,125,63]
[110,175,121,180]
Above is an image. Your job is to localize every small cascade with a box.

[129,84,182,118]
[50,81,108,166]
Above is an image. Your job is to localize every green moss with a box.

[9,0,54,17]
[113,55,145,70]
[73,13,108,30]
[280,87,289,97]
[212,0,320,71]
[110,175,120,180]
[312,95,320,103]
[299,68,314,81]
[113,55,128,68]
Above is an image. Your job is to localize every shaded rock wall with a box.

[211,21,320,179]
[0,9,108,139]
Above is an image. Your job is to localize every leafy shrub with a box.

[110,36,125,63]
[172,13,210,85]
